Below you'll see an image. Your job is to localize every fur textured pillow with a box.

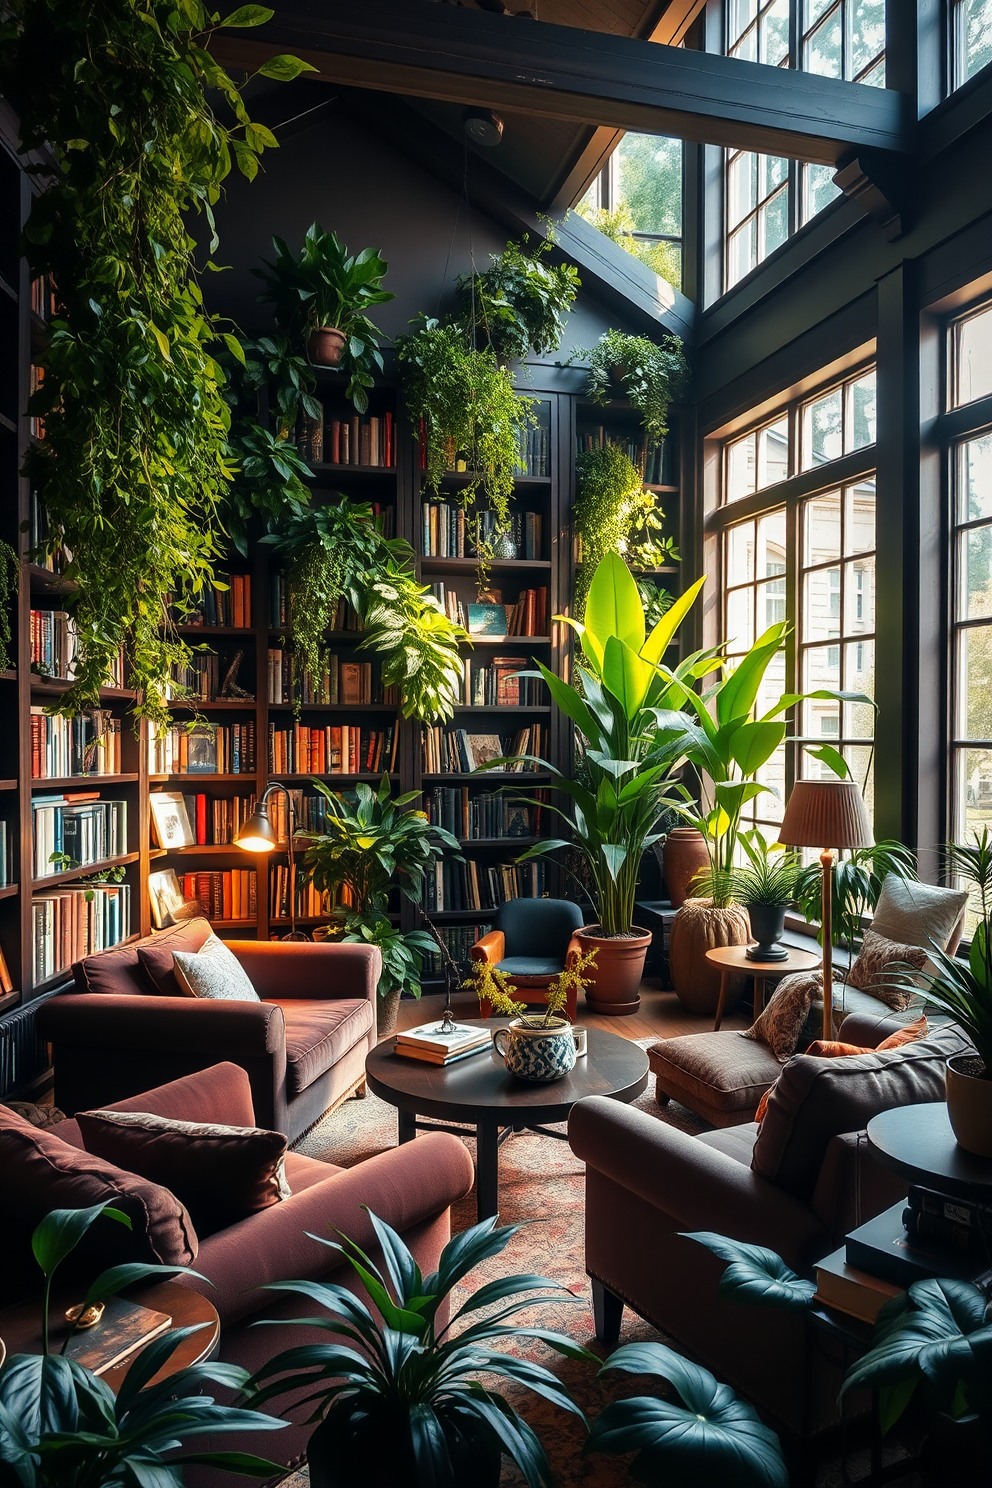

[171,933,260,1002]
[740,970,822,1063]
[847,929,928,1010]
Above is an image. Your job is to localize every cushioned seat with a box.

[648,1030,785,1126]
[498,956,565,977]
[471,898,586,1015]
[284,1149,344,1192]
[275,998,375,1097]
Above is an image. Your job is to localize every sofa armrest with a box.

[569,1096,827,1272]
[837,1009,909,1048]
[37,994,285,1056]
[564,934,584,968]
[227,941,380,1003]
[470,931,505,964]
[186,1132,476,1324]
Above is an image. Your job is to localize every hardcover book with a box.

[63,1297,173,1376]
[467,604,508,637]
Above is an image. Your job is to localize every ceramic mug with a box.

[492,1017,584,1083]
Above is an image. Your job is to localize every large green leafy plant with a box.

[0,2,312,732]
[582,328,688,447]
[0,1200,286,1488]
[243,1209,591,1488]
[255,225,394,411]
[794,841,918,966]
[459,233,580,366]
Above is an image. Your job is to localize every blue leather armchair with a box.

[470,898,585,1018]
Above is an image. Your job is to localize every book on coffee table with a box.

[395,1021,491,1064]
[64,1297,173,1376]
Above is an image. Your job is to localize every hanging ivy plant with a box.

[0,541,19,673]
[263,498,466,722]
[582,327,689,448]
[572,445,679,617]
[458,231,580,366]
[0,2,313,731]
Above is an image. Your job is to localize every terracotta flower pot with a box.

[669,898,751,1016]
[945,1053,992,1158]
[376,986,401,1039]
[660,828,710,907]
[308,326,347,367]
[576,925,651,1016]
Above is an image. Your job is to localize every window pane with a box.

[844,640,875,734]
[729,0,759,47]
[803,388,844,467]
[804,491,842,565]
[760,155,789,198]
[727,521,756,585]
[847,371,877,451]
[956,749,992,846]
[958,626,992,739]
[760,188,789,258]
[845,745,875,818]
[757,509,787,577]
[761,0,790,66]
[728,152,756,229]
[851,0,885,76]
[959,435,992,523]
[727,587,755,654]
[960,526,992,619]
[731,25,759,62]
[728,219,757,287]
[845,482,876,554]
[803,565,841,641]
[757,418,790,488]
[803,163,841,221]
[615,134,683,236]
[844,556,875,633]
[954,304,992,407]
[805,10,843,76]
[727,435,757,503]
[857,55,886,86]
[804,0,835,27]
[955,0,992,88]
[802,648,841,731]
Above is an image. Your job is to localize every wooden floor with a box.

[396,975,751,1041]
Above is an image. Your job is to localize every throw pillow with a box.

[754,1016,929,1125]
[740,970,822,1063]
[877,1014,930,1049]
[77,1108,290,1236]
[171,933,260,1002]
[870,875,968,964]
[136,917,215,997]
[847,929,928,1010]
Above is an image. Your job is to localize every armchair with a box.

[37,918,381,1144]
[470,898,585,1018]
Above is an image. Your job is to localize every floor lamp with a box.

[235,782,310,941]
[778,778,873,1041]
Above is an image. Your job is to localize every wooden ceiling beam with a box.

[213,0,914,166]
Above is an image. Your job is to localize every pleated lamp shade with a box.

[778,779,874,851]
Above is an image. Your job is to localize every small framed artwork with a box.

[148,869,190,929]
[149,791,194,849]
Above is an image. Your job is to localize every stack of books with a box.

[394,1021,492,1066]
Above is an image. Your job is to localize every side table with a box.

[705,943,821,1031]
[867,1102,992,1200]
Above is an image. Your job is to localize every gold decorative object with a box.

[65,1300,105,1330]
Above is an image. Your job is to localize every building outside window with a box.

[952,0,992,89]
[578,132,683,288]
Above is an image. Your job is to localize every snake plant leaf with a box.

[681,1233,817,1312]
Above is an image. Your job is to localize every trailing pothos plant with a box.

[581,327,688,447]
[0,2,313,732]
[458,231,580,367]
[262,497,467,722]
[0,540,18,672]
[572,443,678,617]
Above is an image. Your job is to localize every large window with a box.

[952,0,992,89]
[715,366,878,838]
[578,133,683,288]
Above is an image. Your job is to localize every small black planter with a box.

[307,1410,503,1488]
[745,903,789,961]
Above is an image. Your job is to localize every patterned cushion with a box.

[847,929,928,1010]
[172,933,260,1002]
[740,970,822,1063]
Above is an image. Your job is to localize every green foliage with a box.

[575,198,682,290]
[0,540,19,672]
[637,577,674,630]
[944,827,992,924]
[396,316,535,566]
[0,1,309,733]
[901,931,992,1071]
[459,232,580,365]
[681,1233,817,1313]
[794,842,917,961]
[255,225,394,413]
[243,1210,593,1488]
[328,909,438,1001]
[586,1341,788,1488]
[262,498,466,722]
[701,849,804,911]
[572,445,677,617]
[582,328,688,446]
[544,948,598,1023]
[0,1201,286,1488]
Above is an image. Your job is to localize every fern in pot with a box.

[714,850,804,964]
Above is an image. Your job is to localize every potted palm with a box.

[714,849,804,963]
[301,776,461,1035]
[242,1209,592,1488]
[255,224,394,408]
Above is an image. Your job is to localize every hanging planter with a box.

[307,326,347,367]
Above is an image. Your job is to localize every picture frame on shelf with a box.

[148,868,194,929]
[149,790,194,849]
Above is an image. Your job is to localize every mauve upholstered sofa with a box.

[1,1061,475,1478]
[37,918,379,1144]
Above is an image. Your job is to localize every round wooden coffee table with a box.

[705,944,821,1031]
[366,1020,649,1221]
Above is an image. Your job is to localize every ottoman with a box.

[647,1030,784,1127]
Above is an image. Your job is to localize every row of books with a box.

[424,787,541,841]
[31,273,57,320]
[429,585,548,637]
[269,579,365,632]
[421,725,547,775]
[458,657,544,707]
[421,922,492,976]
[425,420,549,480]
[268,722,399,776]
[32,795,128,878]
[30,610,126,689]
[179,870,257,922]
[266,651,398,707]
[268,867,326,921]
[168,652,254,703]
[150,724,257,776]
[577,428,668,485]
[425,860,547,913]
[421,505,544,560]
[174,574,253,629]
[149,790,258,849]
[299,410,396,468]
[264,789,345,840]
[31,882,131,985]
[30,709,122,779]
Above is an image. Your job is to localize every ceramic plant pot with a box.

[745,903,789,962]
[669,898,751,1016]
[308,326,346,367]
[575,925,651,1015]
[376,986,401,1040]
[945,1053,992,1158]
[660,828,710,907]
[493,1015,585,1083]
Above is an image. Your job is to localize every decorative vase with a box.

[493,531,518,559]
[945,1054,992,1158]
[307,326,346,367]
[377,986,401,1040]
[745,903,789,961]
[669,898,751,1016]
[307,1410,502,1488]
[575,925,652,1015]
[492,1016,585,1083]
[660,828,710,907]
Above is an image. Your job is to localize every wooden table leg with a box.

[398,1109,417,1145]
[713,971,730,1032]
[476,1122,500,1222]
[753,976,767,1018]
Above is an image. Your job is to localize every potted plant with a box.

[581,327,688,449]
[242,1209,592,1488]
[716,849,804,962]
[459,232,580,366]
[301,776,461,1036]
[484,552,707,1014]
[255,224,394,407]
[463,953,596,1082]
[572,444,679,617]
[0,1201,288,1486]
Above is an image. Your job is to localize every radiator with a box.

[0,992,58,1097]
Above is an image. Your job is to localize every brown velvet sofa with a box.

[568,1013,972,1442]
[1,1061,476,1476]
[37,918,379,1144]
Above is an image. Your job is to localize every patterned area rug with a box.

[292,1042,918,1487]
